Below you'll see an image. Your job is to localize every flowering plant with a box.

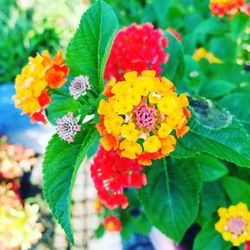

[14,0,250,249]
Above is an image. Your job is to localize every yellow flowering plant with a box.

[13,0,250,248]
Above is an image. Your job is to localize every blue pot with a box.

[0,83,37,134]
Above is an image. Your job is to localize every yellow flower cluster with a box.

[0,183,43,250]
[97,70,190,165]
[14,50,69,124]
[215,203,250,246]
[193,48,223,64]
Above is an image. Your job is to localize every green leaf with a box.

[209,37,237,62]
[183,55,203,95]
[95,224,105,239]
[66,0,118,93]
[223,176,250,207]
[43,125,97,243]
[174,97,250,168]
[230,14,249,40]
[193,219,231,250]
[198,181,227,223]
[219,93,250,130]
[162,31,185,86]
[200,80,236,99]
[196,155,228,182]
[46,95,80,125]
[189,97,233,130]
[152,0,171,26]
[138,158,202,243]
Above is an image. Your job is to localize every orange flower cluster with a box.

[210,0,245,16]
[14,50,69,124]
[97,70,190,166]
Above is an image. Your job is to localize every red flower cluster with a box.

[104,23,169,81]
[210,0,245,16]
[90,146,147,209]
[104,216,122,232]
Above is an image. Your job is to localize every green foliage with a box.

[219,93,250,131]
[46,95,81,125]
[194,219,231,250]
[200,80,236,99]
[198,181,227,223]
[66,0,118,93]
[197,155,228,182]
[162,31,185,86]
[120,190,151,240]
[95,224,105,239]
[0,3,60,83]
[43,125,97,244]
[223,177,250,207]
[138,158,201,243]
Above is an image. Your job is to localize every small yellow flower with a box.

[111,81,130,97]
[98,99,114,115]
[158,123,172,138]
[166,112,183,127]
[121,123,139,142]
[215,203,250,246]
[143,135,161,153]
[178,93,189,107]
[161,135,176,155]
[113,99,133,114]
[155,78,174,96]
[120,140,142,159]
[134,77,154,96]
[126,91,141,106]
[157,94,178,115]
[104,113,123,136]
[124,71,138,82]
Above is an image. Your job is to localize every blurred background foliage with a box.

[0,0,86,83]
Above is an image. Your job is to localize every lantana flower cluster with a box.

[104,23,169,81]
[97,70,190,166]
[14,50,69,124]
[0,136,37,179]
[0,182,43,250]
[215,203,250,246]
[210,0,245,16]
[91,146,146,209]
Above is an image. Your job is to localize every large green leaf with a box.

[198,181,227,223]
[193,219,231,250]
[46,95,81,125]
[223,176,250,207]
[196,155,228,182]
[174,97,250,168]
[138,158,202,243]
[162,31,185,86]
[66,0,118,93]
[43,125,97,243]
